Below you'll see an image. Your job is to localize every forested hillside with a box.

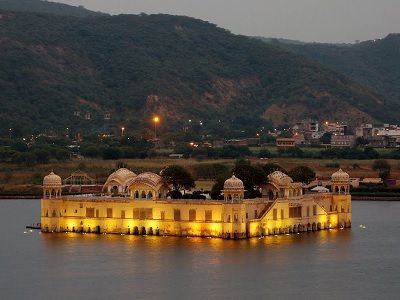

[0,6,392,138]
[0,0,102,17]
[263,34,400,119]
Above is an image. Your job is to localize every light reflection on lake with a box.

[0,200,399,299]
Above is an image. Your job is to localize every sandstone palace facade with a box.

[41,168,352,239]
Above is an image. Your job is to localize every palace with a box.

[41,168,352,239]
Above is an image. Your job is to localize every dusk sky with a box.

[51,0,400,43]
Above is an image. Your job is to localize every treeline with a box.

[81,138,154,160]
[0,137,154,165]
[0,141,69,166]
[175,144,400,160]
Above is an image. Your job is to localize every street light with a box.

[153,116,160,140]
[121,127,125,137]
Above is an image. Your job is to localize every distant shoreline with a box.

[1,195,400,201]
[0,195,41,199]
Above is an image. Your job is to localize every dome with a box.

[268,171,293,186]
[105,168,137,185]
[130,172,163,188]
[331,169,349,182]
[223,175,244,191]
[43,171,62,187]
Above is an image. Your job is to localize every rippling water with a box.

[0,200,399,299]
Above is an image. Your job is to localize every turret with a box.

[331,169,350,194]
[223,175,244,203]
[43,171,62,199]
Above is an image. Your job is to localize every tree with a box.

[363,147,379,159]
[278,147,304,158]
[11,141,28,152]
[232,162,266,198]
[55,149,70,161]
[82,146,100,158]
[288,166,315,184]
[102,147,121,160]
[320,132,332,145]
[12,152,36,167]
[161,165,195,194]
[34,149,50,164]
[372,159,391,180]
[355,137,369,147]
[258,149,271,158]
[210,175,228,200]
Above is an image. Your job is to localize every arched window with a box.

[135,191,139,199]
[111,186,118,196]
[148,191,153,199]
[141,191,146,199]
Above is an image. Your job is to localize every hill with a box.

[0,9,391,139]
[0,0,102,17]
[262,35,400,120]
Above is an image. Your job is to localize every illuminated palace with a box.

[41,168,352,238]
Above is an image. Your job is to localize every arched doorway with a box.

[111,186,118,196]
[133,226,139,235]
[141,227,146,235]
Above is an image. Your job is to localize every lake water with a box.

[0,200,399,300]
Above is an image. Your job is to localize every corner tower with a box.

[223,175,244,202]
[331,169,352,228]
[43,171,62,198]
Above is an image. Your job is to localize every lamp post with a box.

[121,127,125,137]
[153,116,160,140]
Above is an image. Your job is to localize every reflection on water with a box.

[0,200,399,300]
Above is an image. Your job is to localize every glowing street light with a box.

[121,127,125,137]
[153,116,160,139]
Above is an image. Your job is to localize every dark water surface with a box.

[0,200,399,300]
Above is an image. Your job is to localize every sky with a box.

[51,0,400,43]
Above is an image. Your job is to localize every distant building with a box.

[355,123,373,138]
[323,122,348,136]
[220,138,260,147]
[331,135,355,148]
[360,178,383,186]
[369,136,400,148]
[356,123,400,148]
[293,119,319,135]
[169,154,184,159]
[276,138,296,149]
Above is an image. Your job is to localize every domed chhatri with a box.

[103,168,137,195]
[106,168,137,184]
[223,175,244,191]
[43,171,62,198]
[331,169,350,195]
[43,171,62,187]
[331,169,350,182]
[268,171,293,186]
[223,175,244,203]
